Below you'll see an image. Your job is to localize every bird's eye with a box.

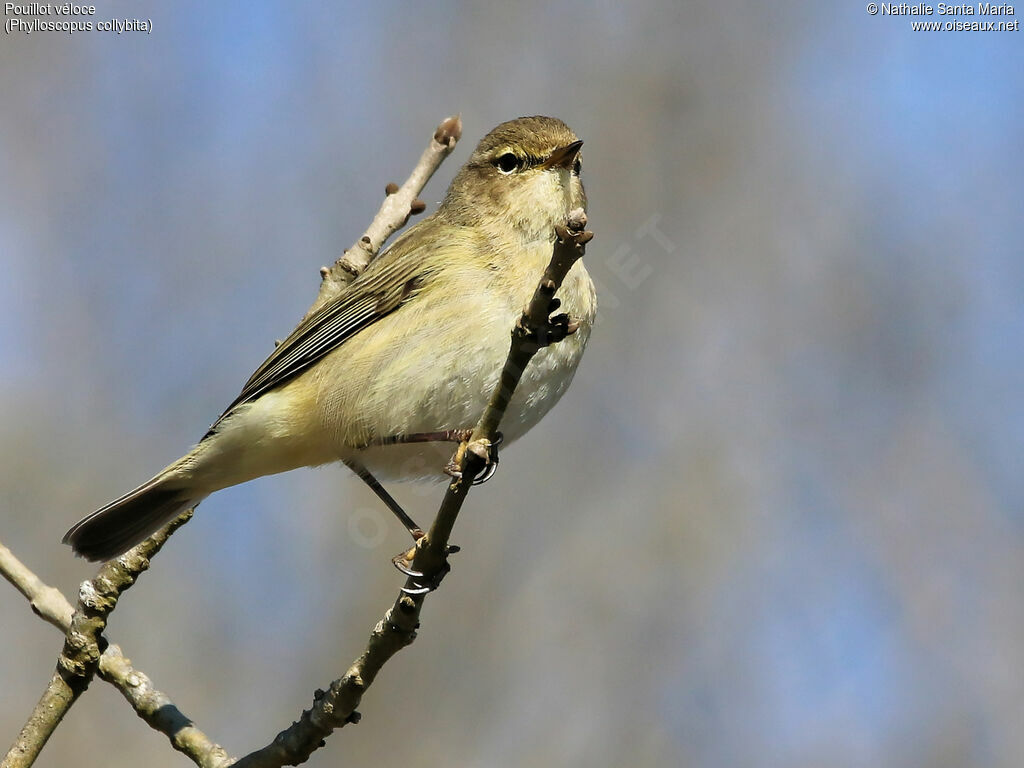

[572,157,582,175]
[495,153,520,174]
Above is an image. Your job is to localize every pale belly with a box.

[188,258,596,489]
[354,309,593,480]
[324,258,596,480]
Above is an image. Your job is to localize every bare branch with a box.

[232,592,421,768]
[3,512,216,767]
[312,113,462,312]
[98,644,231,768]
[0,540,73,631]
[234,211,594,767]
[2,526,230,768]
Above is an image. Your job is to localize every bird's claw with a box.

[444,432,503,485]
[391,547,422,578]
[399,558,452,594]
[472,454,498,485]
[401,582,433,595]
[443,458,462,480]
[472,431,502,484]
[392,543,460,593]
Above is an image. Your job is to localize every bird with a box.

[63,116,596,562]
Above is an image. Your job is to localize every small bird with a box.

[63,116,596,562]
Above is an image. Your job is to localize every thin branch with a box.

[311,113,463,312]
[1,534,230,767]
[3,512,209,768]
[233,210,594,767]
[231,592,421,767]
[97,644,231,768]
[0,540,74,631]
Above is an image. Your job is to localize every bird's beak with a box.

[543,140,584,170]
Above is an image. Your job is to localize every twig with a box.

[311,114,463,312]
[231,592,421,768]
[233,210,594,767]
[98,644,231,768]
[3,512,206,768]
[0,540,74,631]
[1,534,230,767]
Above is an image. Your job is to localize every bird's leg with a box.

[367,429,504,485]
[352,430,501,586]
[343,459,423,540]
[370,429,473,446]
[344,458,460,583]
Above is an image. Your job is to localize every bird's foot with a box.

[392,542,460,594]
[444,432,503,485]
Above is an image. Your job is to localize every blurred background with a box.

[2,1,1022,766]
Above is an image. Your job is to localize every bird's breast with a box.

[310,241,596,480]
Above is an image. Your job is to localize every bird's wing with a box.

[205,246,429,436]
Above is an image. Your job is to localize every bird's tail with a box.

[63,474,204,562]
